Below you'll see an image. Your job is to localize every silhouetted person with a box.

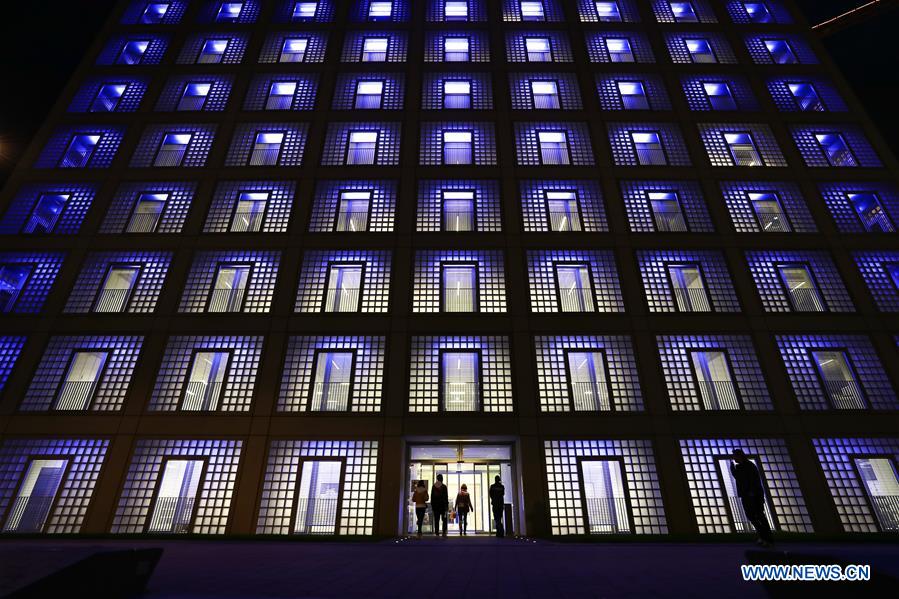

[489,475,506,538]
[412,480,429,539]
[431,474,449,537]
[730,449,774,547]
[454,484,473,536]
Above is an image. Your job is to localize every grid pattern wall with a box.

[791,126,882,168]
[520,179,608,233]
[682,76,759,112]
[156,75,233,112]
[416,180,502,232]
[596,74,671,111]
[412,250,507,313]
[637,250,741,313]
[812,438,899,533]
[0,184,97,235]
[259,32,328,63]
[426,0,487,21]
[620,180,714,233]
[278,336,385,412]
[0,439,109,534]
[149,335,263,412]
[295,250,392,313]
[585,32,655,63]
[544,440,667,536]
[322,123,401,166]
[309,180,396,233]
[243,75,319,111]
[110,439,242,534]
[505,31,573,62]
[424,73,493,110]
[0,252,64,314]
[608,123,692,167]
[420,122,496,166]
[130,124,216,168]
[409,336,513,413]
[224,123,308,167]
[745,251,854,313]
[657,335,772,411]
[342,32,408,62]
[100,182,194,234]
[514,122,594,166]
[853,252,899,312]
[64,251,172,313]
[256,440,378,535]
[69,76,149,113]
[21,336,144,412]
[197,0,260,23]
[652,0,716,22]
[177,34,248,65]
[178,250,280,313]
[776,335,898,410]
[36,127,125,169]
[333,73,404,110]
[425,31,490,62]
[679,439,813,533]
[274,0,336,22]
[744,35,818,65]
[726,0,793,23]
[96,35,169,65]
[698,123,787,167]
[502,0,564,21]
[720,180,817,233]
[535,336,643,413]
[121,0,188,24]
[577,0,640,22]
[203,180,295,233]
[819,182,899,234]
[766,77,847,112]
[527,250,624,313]
[351,0,409,22]
[0,336,25,393]
[665,33,736,64]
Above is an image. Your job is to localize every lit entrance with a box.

[406,443,516,536]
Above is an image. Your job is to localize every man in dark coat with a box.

[489,475,506,538]
[430,473,449,537]
[730,449,774,546]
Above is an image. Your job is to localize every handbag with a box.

[449,509,456,521]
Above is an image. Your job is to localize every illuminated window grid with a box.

[294,250,392,313]
[0,438,109,534]
[585,32,654,63]
[177,33,248,65]
[97,35,169,65]
[423,73,493,110]
[243,74,319,111]
[853,251,899,311]
[258,32,328,63]
[577,0,640,22]
[424,31,491,62]
[256,440,378,535]
[0,336,25,393]
[744,34,818,65]
[679,439,813,534]
[156,75,233,112]
[419,122,497,166]
[526,250,624,313]
[309,180,396,233]
[35,126,125,169]
[351,0,409,21]
[502,0,564,21]
[20,336,144,412]
[745,250,854,313]
[273,0,336,22]
[620,180,714,233]
[535,336,643,413]
[1,184,97,235]
[505,31,574,62]
[204,181,295,234]
[766,77,847,113]
[681,75,758,112]
[720,181,817,234]
[412,250,507,313]
[333,73,405,110]
[121,0,188,24]
[178,250,280,314]
[607,123,692,167]
[637,250,740,313]
[224,123,308,167]
[652,0,717,23]
[278,336,385,412]
[64,251,172,313]
[111,439,243,534]
[665,33,737,64]
[408,336,512,413]
[544,440,667,536]
[100,182,194,234]
[416,180,502,232]
[130,124,216,168]
[657,335,772,411]
[69,76,149,113]
[698,124,787,167]
[596,74,671,111]
[425,0,487,21]
[198,0,260,23]
[819,182,899,234]
[341,31,408,63]
[520,179,607,233]
[0,252,64,313]
[791,126,882,168]
[321,123,402,166]
[513,123,595,166]
[725,0,792,24]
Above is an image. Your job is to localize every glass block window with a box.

[69,77,149,113]
[223,123,307,167]
[0,337,25,393]
[259,32,327,63]
[422,73,491,110]
[21,336,143,412]
[596,74,671,111]
[0,252,63,314]
[746,251,853,313]
[342,32,407,62]
[121,0,188,24]
[308,180,395,233]
[745,35,817,65]
[420,122,495,166]
[148,336,262,412]
[513,123,594,166]
[544,440,666,535]
[278,337,385,412]
[242,75,318,111]
[776,335,897,411]
[653,0,715,22]
[130,125,215,168]
[698,124,786,168]
[111,439,242,534]
[720,181,816,234]
[854,252,899,311]
[819,183,899,234]
[155,76,232,113]
[638,251,740,313]
[608,123,691,167]
[2,183,96,236]
[409,336,512,412]
[578,0,640,22]
[256,440,378,535]
[620,180,713,233]
[521,180,607,233]
[792,127,881,168]
[767,77,846,113]
[332,73,403,110]
[97,35,168,65]
[412,250,506,313]
[679,439,812,533]
[178,34,248,65]
[416,180,501,232]
[508,73,580,111]
[682,76,758,112]
[321,123,401,166]
[99,182,194,234]
[203,181,294,234]
[506,31,572,62]
[665,33,736,64]
[64,251,171,314]
[179,251,279,313]
[35,127,123,169]
[726,0,792,23]
[527,250,623,313]
[295,250,391,313]
[0,438,109,534]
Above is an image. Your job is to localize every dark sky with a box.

[0,0,896,185]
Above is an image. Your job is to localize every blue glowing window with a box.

[743,2,771,23]
[618,81,648,110]
[292,1,318,20]
[443,80,472,108]
[354,81,384,109]
[141,3,171,23]
[606,38,634,62]
[362,37,389,62]
[765,40,797,64]
[815,133,857,167]
[703,82,736,110]
[178,82,211,111]
[531,80,560,109]
[632,132,666,166]
[443,131,473,164]
[444,37,470,62]
[525,37,552,61]
[280,38,308,62]
[369,1,393,20]
[538,131,570,165]
[60,134,101,168]
[267,81,297,110]
[23,194,69,234]
[117,40,149,65]
[198,39,228,63]
[216,2,243,22]
[788,83,823,112]
[127,193,167,233]
[595,1,622,21]
[686,38,715,63]
[90,84,128,113]
[847,193,894,232]
[648,192,687,232]
[347,131,378,165]
[670,2,698,22]
[336,191,371,232]
[724,132,763,166]
[0,264,32,312]
[445,1,469,20]
[442,190,475,231]
[441,351,480,411]
[250,132,284,166]
[154,133,191,167]
[749,192,790,232]
[520,1,545,21]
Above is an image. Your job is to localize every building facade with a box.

[0,0,898,538]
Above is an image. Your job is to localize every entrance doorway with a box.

[406,443,515,536]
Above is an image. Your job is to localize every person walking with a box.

[431,474,449,538]
[412,480,429,539]
[489,475,506,538]
[730,449,774,547]
[454,484,474,536]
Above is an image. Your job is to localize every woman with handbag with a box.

[454,484,474,536]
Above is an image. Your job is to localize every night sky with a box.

[0,0,897,184]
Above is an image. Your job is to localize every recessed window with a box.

[556,263,594,312]
[354,80,384,109]
[311,352,353,411]
[854,458,899,532]
[632,132,666,166]
[525,37,552,61]
[648,191,687,232]
[368,1,393,20]
[293,461,342,534]
[280,38,309,63]
[141,3,171,24]
[765,39,797,64]
[743,2,772,23]
[292,1,318,20]
[703,82,737,110]
[60,134,101,168]
[691,350,739,410]
[581,460,630,533]
[148,460,203,533]
[531,80,560,109]
[443,131,473,165]
[249,132,284,166]
[847,192,893,232]
[0,264,32,312]
[266,81,297,110]
[538,131,570,165]
[336,191,371,232]
[127,193,167,233]
[815,133,858,167]
[685,38,716,63]
[178,82,211,111]
[520,1,545,21]
[55,351,108,410]
[618,81,648,110]
[347,131,378,165]
[445,0,469,21]
[442,264,477,312]
[325,264,363,312]
[182,351,229,410]
[1,459,69,533]
[23,193,69,233]
[788,82,823,112]
[545,191,581,231]
[595,1,622,22]
[198,39,228,64]
[444,37,470,61]
[777,264,824,312]
[567,352,609,411]
[442,190,475,231]
[748,192,790,233]
[154,133,192,167]
[606,38,634,62]
[362,37,389,62]
[90,83,128,113]
[95,265,140,312]
[231,191,268,232]
[668,264,710,312]
[443,80,471,109]
[812,350,866,409]
[117,40,150,65]
[216,2,243,22]
[670,2,698,22]
[442,351,479,411]
[724,132,763,166]
[209,264,250,312]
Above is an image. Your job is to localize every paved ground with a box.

[1,537,898,598]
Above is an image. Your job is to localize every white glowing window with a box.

[294,461,342,534]
[443,131,473,164]
[670,2,698,22]
[154,133,192,167]
[250,132,285,166]
[442,351,480,411]
[325,265,363,312]
[216,2,243,22]
[55,351,108,411]
[520,1,545,20]
[95,265,140,313]
[355,80,384,109]
[117,40,150,65]
[748,192,790,233]
[606,38,634,62]
[2,459,68,533]
[292,1,318,20]
[556,264,594,312]
[618,81,648,110]
[264,81,296,110]
[232,191,268,232]
[209,264,251,312]
[178,82,211,111]
[812,350,866,410]
[347,131,378,165]
[362,37,389,62]
[777,264,824,312]
[127,193,167,234]
[567,352,609,411]
[442,264,477,312]
[141,3,171,24]
[648,191,687,232]
[595,1,622,21]
[525,37,551,61]
[444,37,470,61]
[691,351,739,410]
[686,38,716,63]
[337,191,371,232]
[368,1,393,19]
[668,264,710,312]
[724,132,763,167]
[545,191,581,231]
[198,39,228,64]
[530,80,560,109]
[538,131,570,165]
[443,80,471,108]
[280,38,309,63]
[311,352,353,411]
[854,458,899,531]
[182,351,230,411]
[631,132,666,166]
[445,0,469,20]
[442,190,475,231]
[148,460,204,533]
[581,461,630,533]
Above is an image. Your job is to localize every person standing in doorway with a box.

[412,480,429,539]
[730,449,774,547]
[431,474,449,537]
[454,484,473,536]
[489,475,506,538]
